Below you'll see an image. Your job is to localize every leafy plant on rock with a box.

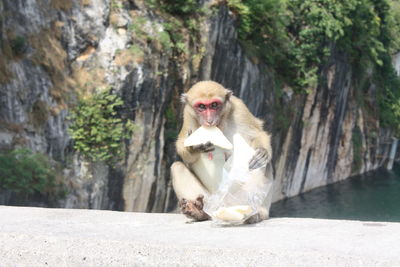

[68,88,135,162]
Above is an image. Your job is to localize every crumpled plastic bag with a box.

[204,133,272,225]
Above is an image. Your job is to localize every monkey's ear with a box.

[180,93,188,103]
[225,90,233,101]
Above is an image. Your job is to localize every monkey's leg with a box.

[171,161,210,221]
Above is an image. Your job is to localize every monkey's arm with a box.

[176,127,215,165]
[231,97,272,170]
[232,97,272,157]
[251,129,272,154]
[176,128,200,164]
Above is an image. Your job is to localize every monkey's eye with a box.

[197,104,206,110]
[210,102,219,109]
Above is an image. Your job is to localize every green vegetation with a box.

[157,30,174,52]
[352,126,364,173]
[273,84,292,133]
[127,12,184,54]
[164,105,179,142]
[128,44,145,59]
[146,0,201,16]
[376,55,400,136]
[161,20,187,54]
[127,15,148,41]
[229,0,400,91]
[0,149,56,195]
[144,0,207,55]
[10,35,27,56]
[226,0,400,135]
[159,0,198,16]
[68,88,135,162]
[111,0,125,10]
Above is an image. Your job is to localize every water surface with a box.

[270,164,400,222]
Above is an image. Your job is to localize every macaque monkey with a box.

[171,81,273,223]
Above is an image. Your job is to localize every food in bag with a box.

[213,205,253,221]
[204,133,271,224]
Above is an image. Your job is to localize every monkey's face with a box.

[183,81,233,127]
[193,98,223,127]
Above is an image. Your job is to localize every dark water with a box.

[270,164,400,222]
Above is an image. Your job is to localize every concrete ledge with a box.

[0,206,399,266]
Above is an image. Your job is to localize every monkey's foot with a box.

[244,208,269,224]
[244,213,263,224]
[179,195,210,222]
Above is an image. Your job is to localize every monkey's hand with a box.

[187,141,215,153]
[249,148,271,170]
[179,195,211,221]
[186,129,215,153]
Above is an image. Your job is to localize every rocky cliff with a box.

[0,0,396,210]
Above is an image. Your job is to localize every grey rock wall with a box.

[0,0,395,210]
[274,50,392,199]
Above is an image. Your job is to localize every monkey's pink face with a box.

[193,99,223,126]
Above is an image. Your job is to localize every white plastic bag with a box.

[204,133,271,225]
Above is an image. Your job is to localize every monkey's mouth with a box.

[204,120,219,127]
[199,117,220,127]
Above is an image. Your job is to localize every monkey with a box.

[170,81,273,223]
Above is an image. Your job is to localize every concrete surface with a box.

[0,206,399,266]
